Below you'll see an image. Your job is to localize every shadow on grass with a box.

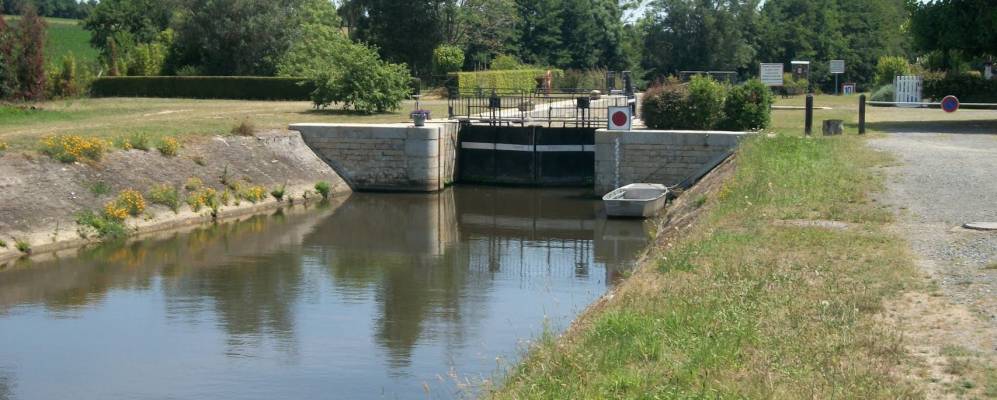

[867,119,997,135]
[297,108,405,117]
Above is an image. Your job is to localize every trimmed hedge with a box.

[90,76,314,100]
[450,69,563,95]
[923,73,997,103]
[642,77,774,131]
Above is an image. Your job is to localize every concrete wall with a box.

[594,130,746,195]
[291,122,459,192]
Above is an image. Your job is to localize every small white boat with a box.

[602,184,670,218]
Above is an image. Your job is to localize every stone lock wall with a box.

[291,122,458,192]
[594,130,746,195]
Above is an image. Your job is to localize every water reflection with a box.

[0,187,649,399]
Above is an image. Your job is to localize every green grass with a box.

[491,134,924,399]
[3,16,99,68]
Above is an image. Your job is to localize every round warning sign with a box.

[608,106,631,131]
[941,95,960,113]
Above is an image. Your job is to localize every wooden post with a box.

[858,94,866,135]
[805,94,814,136]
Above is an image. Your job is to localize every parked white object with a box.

[603,184,670,218]
[894,75,923,107]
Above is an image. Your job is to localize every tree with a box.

[910,0,996,64]
[558,0,626,69]
[515,0,568,66]
[14,5,45,100]
[0,7,18,99]
[756,0,847,91]
[433,44,464,74]
[83,0,174,55]
[457,0,520,69]
[345,0,450,77]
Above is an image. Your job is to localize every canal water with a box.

[0,187,649,399]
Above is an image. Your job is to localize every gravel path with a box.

[870,131,997,332]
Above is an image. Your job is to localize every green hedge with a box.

[642,77,774,131]
[923,74,997,103]
[90,76,314,100]
[450,69,562,95]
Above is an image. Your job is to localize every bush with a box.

[315,181,331,199]
[686,76,725,130]
[874,56,912,87]
[433,45,464,75]
[452,69,561,95]
[186,187,218,212]
[556,69,608,92]
[307,42,412,113]
[782,73,808,96]
[148,184,181,213]
[157,137,179,157]
[0,141,7,153]
[270,185,286,202]
[490,54,527,70]
[870,84,895,102]
[90,76,314,100]
[115,189,146,216]
[240,185,267,203]
[115,132,151,151]
[15,239,30,253]
[231,119,255,136]
[76,210,127,239]
[641,81,690,130]
[923,73,997,102]
[40,135,108,163]
[721,79,774,131]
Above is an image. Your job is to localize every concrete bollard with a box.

[804,94,814,136]
[858,94,866,134]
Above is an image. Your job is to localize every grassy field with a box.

[0,98,451,149]
[3,16,99,68]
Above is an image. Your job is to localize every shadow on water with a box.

[0,187,650,398]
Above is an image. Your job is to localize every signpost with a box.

[941,95,960,113]
[760,63,784,87]
[608,106,632,131]
[830,60,845,95]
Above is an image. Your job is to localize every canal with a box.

[0,187,650,399]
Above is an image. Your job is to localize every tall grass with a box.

[492,135,922,399]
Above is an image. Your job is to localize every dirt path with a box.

[870,129,997,398]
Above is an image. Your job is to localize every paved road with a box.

[870,131,997,330]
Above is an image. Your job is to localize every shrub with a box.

[721,79,774,131]
[76,210,127,239]
[90,76,314,100]
[148,184,181,213]
[114,132,150,151]
[923,73,997,102]
[103,201,129,221]
[270,185,286,202]
[88,180,111,196]
[51,53,79,98]
[40,135,108,163]
[0,141,7,153]
[186,188,218,212]
[157,137,179,157]
[870,84,895,102]
[15,239,30,254]
[315,181,331,199]
[874,56,912,86]
[231,119,255,136]
[686,76,725,130]
[184,177,204,192]
[0,239,6,247]
[111,189,146,217]
[641,82,690,130]
[308,44,412,113]
[240,185,267,203]
[782,73,808,96]
[433,45,464,75]
[490,54,527,70]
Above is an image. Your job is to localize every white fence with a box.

[894,75,923,107]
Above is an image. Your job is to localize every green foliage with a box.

[15,238,30,253]
[685,75,725,130]
[48,52,78,97]
[125,29,172,76]
[270,185,285,202]
[148,184,181,213]
[90,76,314,100]
[782,73,809,96]
[88,180,110,196]
[454,69,556,94]
[923,73,997,103]
[490,54,527,70]
[314,181,331,199]
[910,0,996,58]
[13,7,47,100]
[432,44,464,74]
[307,45,412,114]
[640,80,689,130]
[75,209,127,239]
[0,15,15,99]
[721,79,774,131]
[643,0,757,78]
[869,84,894,102]
[556,68,607,92]
[874,56,911,86]
[156,136,179,157]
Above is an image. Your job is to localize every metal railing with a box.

[447,88,636,128]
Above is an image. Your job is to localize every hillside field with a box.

[3,16,100,68]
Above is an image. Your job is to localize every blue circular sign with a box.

[941,95,960,113]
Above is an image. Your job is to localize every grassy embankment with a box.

[491,96,997,398]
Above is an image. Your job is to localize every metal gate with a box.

[458,125,595,186]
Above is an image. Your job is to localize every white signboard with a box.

[760,63,784,86]
[830,60,845,74]
[607,106,632,131]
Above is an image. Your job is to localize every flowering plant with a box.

[410,109,431,118]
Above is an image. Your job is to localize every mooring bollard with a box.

[804,94,814,136]
[858,94,867,134]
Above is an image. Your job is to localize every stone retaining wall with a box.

[291,122,459,192]
[594,130,746,195]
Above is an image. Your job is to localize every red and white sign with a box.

[608,106,631,131]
